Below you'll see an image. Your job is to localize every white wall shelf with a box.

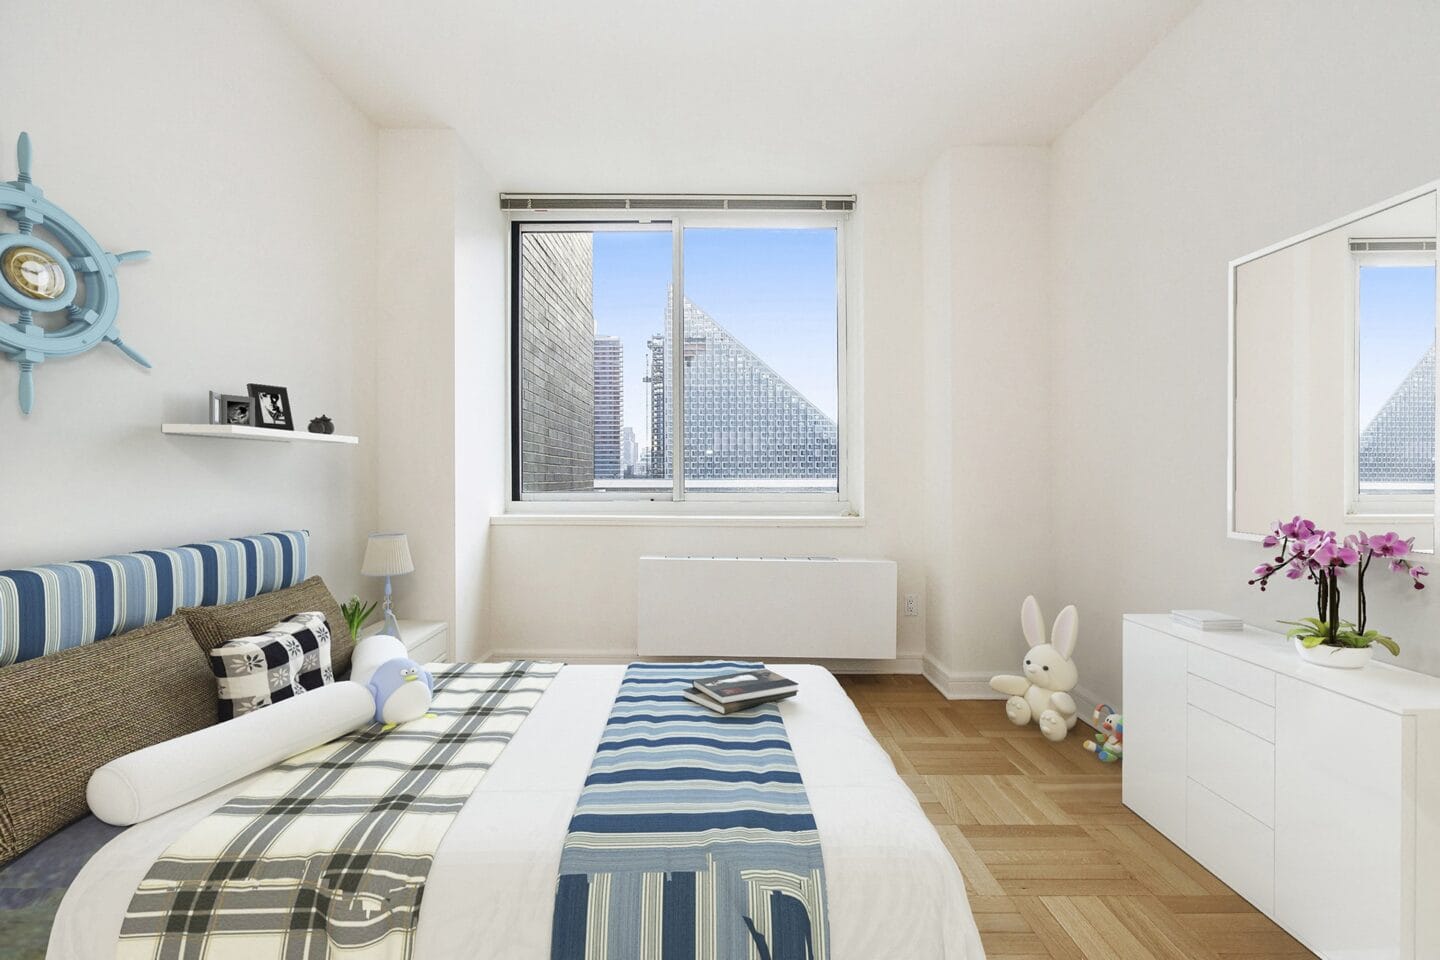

[162,423,359,445]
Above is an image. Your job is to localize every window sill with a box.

[489,513,866,528]
[1343,512,1432,525]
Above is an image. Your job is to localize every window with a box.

[1350,239,1437,513]
[508,200,851,509]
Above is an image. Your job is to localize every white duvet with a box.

[50,664,984,960]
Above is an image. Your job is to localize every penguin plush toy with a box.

[366,657,435,728]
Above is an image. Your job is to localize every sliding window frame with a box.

[505,207,854,516]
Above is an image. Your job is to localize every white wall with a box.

[375,130,507,659]
[453,146,509,660]
[0,0,377,597]
[921,155,959,686]
[1050,0,1440,704]
[920,147,1055,693]
[486,184,931,669]
[375,131,458,639]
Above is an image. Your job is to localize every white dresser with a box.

[1123,614,1440,960]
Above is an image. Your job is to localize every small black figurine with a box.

[308,415,335,435]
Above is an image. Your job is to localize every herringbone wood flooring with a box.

[838,675,1315,960]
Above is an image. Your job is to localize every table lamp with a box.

[361,532,414,639]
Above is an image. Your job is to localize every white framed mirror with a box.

[1229,184,1439,553]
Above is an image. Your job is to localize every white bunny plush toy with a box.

[990,595,1080,742]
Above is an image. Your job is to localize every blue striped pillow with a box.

[0,531,309,668]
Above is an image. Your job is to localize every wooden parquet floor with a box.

[838,675,1315,960]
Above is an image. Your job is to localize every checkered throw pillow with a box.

[208,612,335,721]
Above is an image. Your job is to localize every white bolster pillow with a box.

[350,634,409,687]
[87,680,375,826]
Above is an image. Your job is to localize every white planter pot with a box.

[1293,637,1375,669]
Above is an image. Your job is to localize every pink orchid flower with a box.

[1312,540,1359,568]
[1369,532,1411,558]
[1248,517,1428,643]
[1278,516,1317,540]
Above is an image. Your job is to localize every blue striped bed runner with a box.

[551,661,828,960]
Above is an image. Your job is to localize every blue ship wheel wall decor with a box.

[0,132,150,414]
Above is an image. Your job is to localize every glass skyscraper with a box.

[646,295,838,484]
[593,335,624,480]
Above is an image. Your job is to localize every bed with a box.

[0,534,984,960]
[49,664,982,959]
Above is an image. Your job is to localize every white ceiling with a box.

[258,0,1197,192]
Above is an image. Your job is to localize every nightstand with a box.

[361,619,450,663]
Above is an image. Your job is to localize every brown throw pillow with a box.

[0,615,215,865]
[181,576,354,677]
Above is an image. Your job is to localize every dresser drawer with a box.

[1187,674,1274,741]
[1187,704,1274,826]
[1187,779,1274,916]
[1187,644,1275,705]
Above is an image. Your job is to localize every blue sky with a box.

[1357,264,1436,428]
[591,227,839,446]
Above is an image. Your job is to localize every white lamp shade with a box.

[362,533,414,577]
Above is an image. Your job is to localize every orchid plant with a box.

[1247,516,1428,656]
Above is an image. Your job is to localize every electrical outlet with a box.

[904,594,920,617]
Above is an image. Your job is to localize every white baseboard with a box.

[920,655,1007,700]
[484,648,925,676]
[1069,683,1115,732]
[919,655,1113,728]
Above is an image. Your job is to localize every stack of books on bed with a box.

[683,669,799,714]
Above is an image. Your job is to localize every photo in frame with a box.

[210,391,255,427]
[246,383,294,431]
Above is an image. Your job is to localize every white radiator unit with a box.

[637,556,898,660]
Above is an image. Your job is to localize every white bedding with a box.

[50,664,984,960]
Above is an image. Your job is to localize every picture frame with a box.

[246,383,294,431]
[210,391,255,427]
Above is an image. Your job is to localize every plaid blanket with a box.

[118,660,559,960]
[551,662,829,960]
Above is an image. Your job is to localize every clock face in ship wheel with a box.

[0,132,150,414]
[2,245,67,300]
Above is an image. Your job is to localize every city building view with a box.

[1358,344,1435,495]
[645,295,838,485]
[517,230,838,494]
[621,427,639,478]
[516,231,594,493]
[592,335,623,480]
